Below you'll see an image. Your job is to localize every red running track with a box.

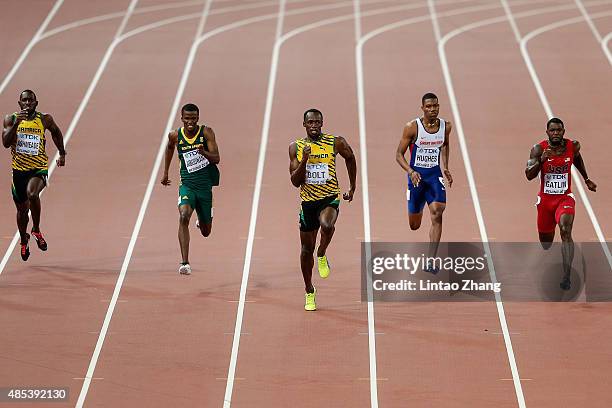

[0,1,610,407]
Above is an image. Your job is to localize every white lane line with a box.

[428,0,527,406]
[0,0,65,95]
[74,2,213,406]
[222,1,286,405]
[36,0,335,42]
[503,0,612,66]
[119,0,391,42]
[574,0,612,66]
[505,5,612,270]
[604,31,612,64]
[358,0,517,44]
[40,0,207,40]
[574,0,604,42]
[353,1,379,406]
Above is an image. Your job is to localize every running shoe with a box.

[424,261,440,275]
[20,233,30,261]
[179,263,192,275]
[304,287,317,311]
[560,276,571,291]
[31,230,47,251]
[318,255,331,279]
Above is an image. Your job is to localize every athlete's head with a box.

[421,92,439,120]
[303,108,323,139]
[546,117,565,146]
[18,90,38,115]
[181,103,199,134]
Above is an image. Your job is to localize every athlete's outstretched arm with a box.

[572,140,597,192]
[396,121,421,187]
[336,136,356,202]
[42,114,66,166]
[289,142,307,187]
[441,121,453,187]
[200,126,220,164]
[161,131,178,186]
[525,144,544,180]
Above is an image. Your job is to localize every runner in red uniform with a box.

[525,118,597,290]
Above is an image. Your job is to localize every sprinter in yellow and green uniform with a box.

[2,90,66,261]
[161,103,220,276]
[289,108,356,311]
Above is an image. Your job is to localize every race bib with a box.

[414,147,439,168]
[544,173,568,194]
[16,133,40,155]
[183,149,209,173]
[305,163,329,185]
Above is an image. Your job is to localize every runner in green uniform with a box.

[161,103,220,275]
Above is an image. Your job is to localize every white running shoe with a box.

[179,263,192,275]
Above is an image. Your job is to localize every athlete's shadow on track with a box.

[540,263,584,302]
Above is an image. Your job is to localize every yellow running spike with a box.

[304,287,317,311]
[318,255,331,279]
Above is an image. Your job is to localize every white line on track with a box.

[500,3,612,270]
[353,1,379,406]
[0,0,65,95]
[604,31,612,63]
[36,0,344,43]
[428,0,527,406]
[73,1,213,406]
[573,0,605,42]
[222,1,286,405]
[40,0,207,41]
[552,0,612,66]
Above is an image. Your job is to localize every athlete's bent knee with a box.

[559,224,573,240]
[179,212,191,226]
[26,190,39,202]
[301,243,315,255]
[320,221,335,234]
[430,205,445,223]
[431,211,443,224]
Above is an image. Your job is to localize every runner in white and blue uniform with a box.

[396,93,453,273]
